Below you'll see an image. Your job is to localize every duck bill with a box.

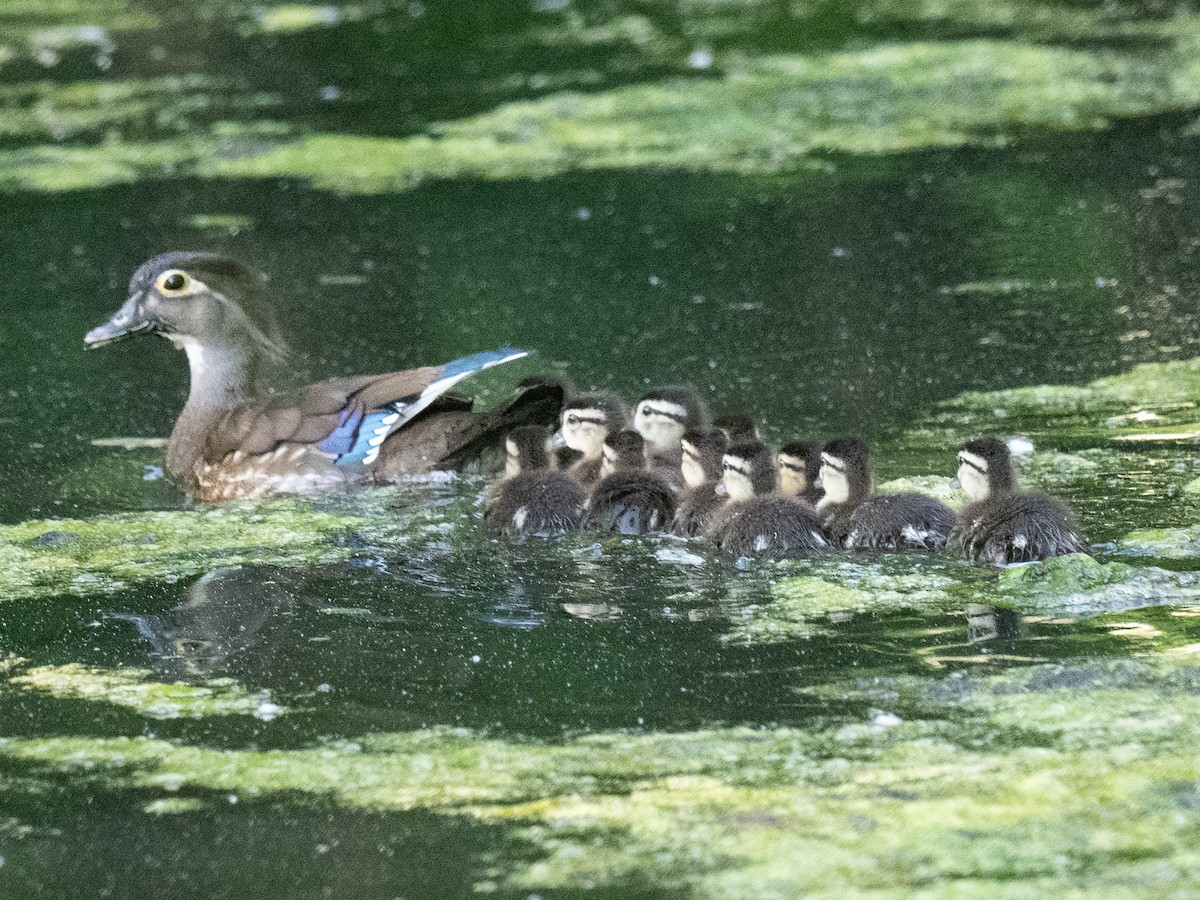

[548,431,567,450]
[714,481,728,497]
[84,293,153,349]
[949,477,961,489]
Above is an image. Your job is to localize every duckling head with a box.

[716,441,776,501]
[552,392,629,460]
[957,438,1015,503]
[85,252,286,359]
[777,441,821,497]
[681,428,727,489]
[633,385,711,456]
[713,414,759,444]
[504,425,552,478]
[819,438,871,505]
[600,429,647,478]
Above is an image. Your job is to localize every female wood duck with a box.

[549,391,629,486]
[84,252,552,502]
[706,440,829,558]
[672,428,728,537]
[777,440,824,506]
[583,429,676,534]
[953,438,1089,565]
[633,385,711,472]
[484,425,585,537]
[817,438,955,550]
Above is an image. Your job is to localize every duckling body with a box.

[672,429,728,537]
[584,430,676,534]
[485,426,585,537]
[707,441,828,558]
[85,253,545,502]
[818,438,954,550]
[953,439,1088,565]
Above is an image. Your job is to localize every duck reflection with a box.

[965,603,1022,644]
[111,566,300,680]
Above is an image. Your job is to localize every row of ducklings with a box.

[483,386,1089,566]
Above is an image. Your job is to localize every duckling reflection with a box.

[965,603,1023,644]
[111,566,299,679]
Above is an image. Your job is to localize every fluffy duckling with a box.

[707,441,829,558]
[550,392,629,486]
[818,438,955,550]
[485,426,586,537]
[633,385,712,472]
[953,438,1088,565]
[713,414,759,444]
[672,428,729,537]
[777,440,824,506]
[584,430,676,534]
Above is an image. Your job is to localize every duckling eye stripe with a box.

[565,414,606,426]
[779,460,803,472]
[958,455,987,474]
[821,456,845,473]
[641,405,687,423]
[726,464,750,477]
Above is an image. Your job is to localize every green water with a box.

[5,2,1200,897]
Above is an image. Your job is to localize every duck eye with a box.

[567,414,579,426]
[160,271,188,292]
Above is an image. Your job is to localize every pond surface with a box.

[3,2,1200,897]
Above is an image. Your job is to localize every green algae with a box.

[5,650,1200,896]
[10,21,1200,193]
[0,501,364,601]
[8,663,287,720]
[1117,524,1200,558]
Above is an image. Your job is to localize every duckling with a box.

[519,375,580,469]
[817,438,954,550]
[953,438,1088,565]
[84,252,544,501]
[484,425,585,537]
[672,428,729,536]
[550,392,629,486]
[707,441,829,558]
[777,440,824,506]
[633,385,712,472]
[713,414,759,444]
[584,430,676,534]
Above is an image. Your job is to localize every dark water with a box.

[4,3,1200,898]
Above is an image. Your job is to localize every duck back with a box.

[956,492,1088,565]
[847,493,956,551]
[485,471,586,537]
[673,481,726,537]
[708,496,829,558]
[585,471,676,535]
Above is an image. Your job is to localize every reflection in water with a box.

[965,603,1023,644]
[111,567,299,680]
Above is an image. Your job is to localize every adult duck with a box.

[84,252,553,501]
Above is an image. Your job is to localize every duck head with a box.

[716,440,776,501]
[552,391,629,460]
[777,440,821,497]
[85,252,286,357]
[504,425,552,479]
[633,385,711,456]
[712,414,759,444]
[600,429,647,478]
[956,438,1015,503]
[680,428,727,489]
[818,438,871,506]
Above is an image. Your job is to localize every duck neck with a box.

[166,339,253,482]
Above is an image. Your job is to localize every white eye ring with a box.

[157,270,190,293]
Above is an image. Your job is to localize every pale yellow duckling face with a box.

[634,399,689,455]
[504,438,522,480]
[680,439,707,489]
[717,452,755,502]
[777,453,808,497]
[956,450,991,503]
[818,452,850,505]
[555,407,610,459]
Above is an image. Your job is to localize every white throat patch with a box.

[634,400,689,454]
[958,451,991,503]
[818,455,849,505]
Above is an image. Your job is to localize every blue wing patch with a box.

[330,347,530,468]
